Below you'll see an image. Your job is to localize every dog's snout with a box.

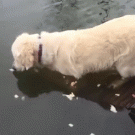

[12,66,16,71]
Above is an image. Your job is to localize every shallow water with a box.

[1,0,135,134]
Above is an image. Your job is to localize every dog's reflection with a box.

[13,68,135,111]
[13,67,73,97]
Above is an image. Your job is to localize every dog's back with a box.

[72,15,135,78]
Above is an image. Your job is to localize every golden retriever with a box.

[11,15,135,79]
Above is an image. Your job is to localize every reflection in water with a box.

[13,67,135,112]
[13,67,72,97]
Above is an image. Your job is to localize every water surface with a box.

[1,0,135,134]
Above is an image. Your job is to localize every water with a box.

[1,0,135,134]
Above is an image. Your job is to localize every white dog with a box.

[11,15,135,79]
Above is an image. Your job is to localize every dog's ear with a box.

[19,36,35,70]
[20,45,34,70]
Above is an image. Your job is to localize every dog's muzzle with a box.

[12,66,17,71]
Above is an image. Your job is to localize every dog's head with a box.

[11,33,40,71]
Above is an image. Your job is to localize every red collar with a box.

[38,44,42,63]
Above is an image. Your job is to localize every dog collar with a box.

[38,36,42,63]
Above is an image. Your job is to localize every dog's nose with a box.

[12,66,16,71]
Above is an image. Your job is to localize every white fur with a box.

[11,15,135,79]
